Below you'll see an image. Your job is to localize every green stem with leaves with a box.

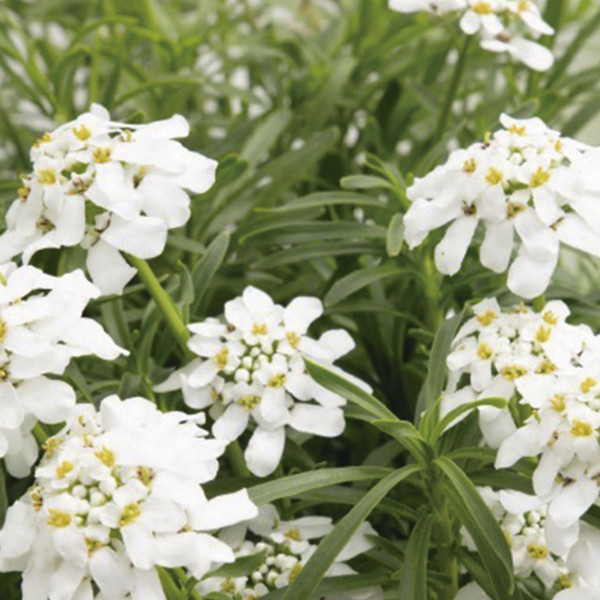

[226,441,252,478]
[127,255,191,357]
[433,35,472,141]
[423,254,444,332]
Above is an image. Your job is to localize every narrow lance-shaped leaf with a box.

[435,457,515,600]
[281,465,424,600]
[399,513,435,600]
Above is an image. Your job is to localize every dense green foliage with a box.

[1,1,600,599]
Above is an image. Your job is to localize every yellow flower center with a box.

[214,347,229,369]
[557,574,573,589]
[543,311,557,325]
[94,446,115,468]
[581,377,597,394]
[238,395,261,410]
[463,158,477,173]
[477,311,497,326]
[33,132,52,147]
[501,365,527,380]
[526,543,548,559]
[477,343,493,360]
[252,323,267,335]
[536,360,556,374]
[507,202,525,219]
[284,528,303,541]
[289,563,303,583]
[221,579,237,594]
[85,538,104,555]
[93,147,112,163]
[286,331,301,349]
[268,373,286,388]
[486,167,503,185]
[530,167,550,188]
[472,1,493,14]
[550,394,565,412]
[37,169,56,185]
[571,420,594,437]
[73,125,91,141]
[56,461,74,479]
[535,325,551,343]
[137,466,155,487]
[119,503,141,526]
[509,124,526,135]
[47,509,72,528]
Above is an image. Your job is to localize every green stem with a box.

[127,256,191,357]
[226,441,251,478]
[429,476,458,600]
[423,254,443,332]
[32,422,49,446]
[531,294,547,313]
[433,35,472,141]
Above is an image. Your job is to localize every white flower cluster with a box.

[156,286,360,477]
[444,297,600,595]
[0,395,258,600]
[459,488,600,599]
[389,0,554,70]
[197,504,383,600]
[0,104,217,295]
[0,262,124,477]
[404,114,600,299]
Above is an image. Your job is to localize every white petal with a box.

[460,11,480,35]
[60,317,125,360]
[549,478,598,528]
[131,568,165,600]
[507,246,557,299]
[245,426,286,477]
[555,213,600,257]
[283,297,323,334]
[89,547,131,598]
[212,403,249,441]
[479,221,513,273]
[289,404,345,437]
[18,377,75,424]
[101,215,167,259]
[49,561,85,600]
[87,240,136,295]
[434,216,478,276]
[122,523,156,569]
[138,174,191,229]
[191,489,258,531]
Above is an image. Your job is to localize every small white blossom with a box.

[389,0,554,70]
[0,262,125,477]
[404,115,598,298]
[197,504,383,600]
[155,286,365,477]
[0,395,258,600]
[0,104,218,295]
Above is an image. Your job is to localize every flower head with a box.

[0,395,258,600]
[0,263,125,477]
[0,104,218,295]
[389,0,554,70]
[156,286,364,477]
[404,115,597,298]
[197,504,382,600]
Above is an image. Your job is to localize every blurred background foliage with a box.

[1,0,600,597]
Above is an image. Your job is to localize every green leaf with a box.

[281,465,423,600]
[435,457,515,600]
[385,213,405,257]
[191,232,230,305]
[340,175,393,190]
[371,419,432,465]
[0,463,7,528]
[249,466,392,505]
[324,263,410,306]
[259,191,389,213]
[429,397,507,444]
[398,513,435,600]
[240,109,292,167]
[157,567,185,600]
[415,307,468,423]
[204,550,268,580]
[304,359,398,421]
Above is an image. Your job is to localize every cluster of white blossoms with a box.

[389,0,554,70]
[0,103,217,295]
[458,489,600,599]
[0,262,125,477]
[443,297,600,596]
[156,286,361,477]
[0,395,259,600]
[197,504,383,600]
[403,114,600,299]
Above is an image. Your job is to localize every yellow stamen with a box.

[286,331,301,349]
[581,377,597,394]
[252,323,267,335]
[550,394,565,412]
[472,1,493,14]
[535,325,551,343]
[37,169,56,185]
[238,395,261,410]
[47,509,71,528]
[267,373,286,387]
[543,311,557,325]
[509,124,526,135]
[94,446,115,468]
[477,311,497,326]
[119,503,141,526]
[530,167,550,188]
[214,347,229,370]
[526,543,548,559]
[501,365,527,380]
[462,158,477,173]
[477,343,493,360]
[92,147,112,163]
[73,125,91,141]
[571,420,594,437]
[56,461,74,479]
[486,167,503,185]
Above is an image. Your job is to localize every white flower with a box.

[156,286,365,477]
[404,115,596,298]
[0,395,258,600]
[0,263,125,477]
[390,0,554,70]
[0,104,218,295]
[197,504,383,600]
